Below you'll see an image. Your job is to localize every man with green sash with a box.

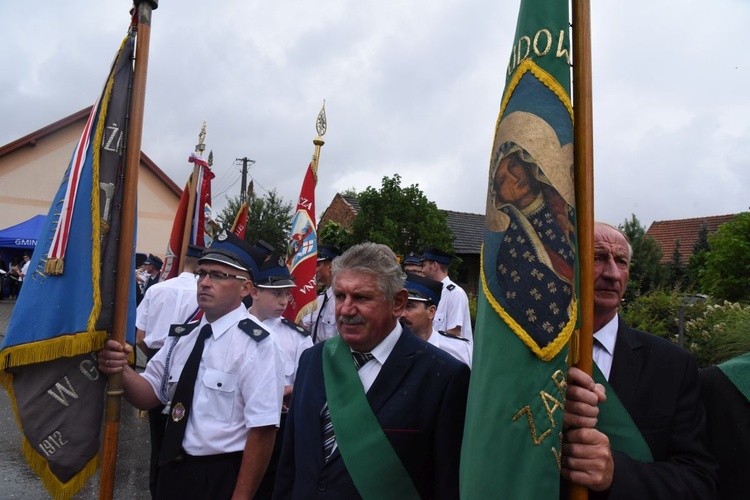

[562,222,717,499]
[699,352,750,500]
[274,243,470,499]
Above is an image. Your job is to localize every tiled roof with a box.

[645,214,737,264]
[342,195,360,213]
[445,210,484,254]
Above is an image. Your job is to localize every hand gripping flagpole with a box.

[570,0,595,498]
[99,1,157,498]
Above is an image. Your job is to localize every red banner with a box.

[283,162,318,323]
[230,201,249,240]
[160,180,190,281]
[161,156,214,281]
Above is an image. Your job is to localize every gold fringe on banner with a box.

[0,331,108,371]
[44,258,64,275]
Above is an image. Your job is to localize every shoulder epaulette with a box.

[238,318,271,342]
[281,317,311,337]
[438,330,469,342]
[168,321,201,337]
[446,284,456,291]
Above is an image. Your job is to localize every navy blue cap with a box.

[402,252,423,267]
[405,272,442,305]
[421,246,453,265]
[186,244,204,259]
[199,230,265,278]
[255,256,295,288]
[255,240,275,257]
[317,244,342,262]
[144,253,163,270]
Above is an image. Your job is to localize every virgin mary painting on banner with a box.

[484,83,577,359]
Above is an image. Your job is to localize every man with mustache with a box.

[562,222,717,498]
[274,243,470,499]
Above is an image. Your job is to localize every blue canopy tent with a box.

[0,215,46,268]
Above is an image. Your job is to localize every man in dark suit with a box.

[274,243,470,499]
[562,222,717,499]
[699,353,750,500]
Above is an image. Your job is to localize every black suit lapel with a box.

[608,317,644,409]
[366,328,420,414]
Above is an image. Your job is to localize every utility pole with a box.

[236,157,255,203]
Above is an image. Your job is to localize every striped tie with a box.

[321,351,375,460]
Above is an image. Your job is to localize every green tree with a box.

[216,189,293,253]
[699,212,750,302]
[687,222,710,290]
[351,174,454,258]
[318,221,353,250]
[664,239,686,289]
[619,214,664,302]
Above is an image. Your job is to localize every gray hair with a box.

[332,242,406,301]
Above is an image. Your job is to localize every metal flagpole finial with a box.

[195,121,207,156]
[315,100,327,137]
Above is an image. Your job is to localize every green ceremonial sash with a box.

[592,364,654,462]
[322,336,420,500]
[718,352,750,402]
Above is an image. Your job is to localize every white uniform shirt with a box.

[427,328,472,368]
[300,287,337,344]
[136,272,199,349]
[434,276,473,343]
[261,317,313,386]
[142,305,284,456]
[20,260,30,278]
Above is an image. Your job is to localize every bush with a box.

[621,289,708,343]
[468,293,477,330]
[685,301,750,366]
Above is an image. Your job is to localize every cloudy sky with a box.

[3,0,749,231]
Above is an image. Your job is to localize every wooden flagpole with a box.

[99,1,157,498]
[570,0,595,498]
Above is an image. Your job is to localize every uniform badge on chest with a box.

[171,402,186,422]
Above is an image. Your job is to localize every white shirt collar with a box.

[594,314,618,357]
[362,322,402,364]
[204,304,248,340]
[427,328,440,346]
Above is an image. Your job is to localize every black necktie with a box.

[313,291,330,343]
[321,351,375,460]
[159,324,212,465]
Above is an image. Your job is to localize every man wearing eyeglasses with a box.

[134,244,202,498]
[98,231,285,499]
